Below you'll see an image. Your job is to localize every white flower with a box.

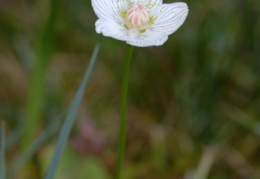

[91,0,189,47]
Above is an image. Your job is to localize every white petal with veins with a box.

[95,19,128,41]
[151,3,189,35]
[91,0,121,21]
[126,29,168,47]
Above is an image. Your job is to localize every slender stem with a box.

[115,45,134,179]
[0,122,6,179]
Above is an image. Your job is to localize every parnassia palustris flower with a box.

[91,0,189,47]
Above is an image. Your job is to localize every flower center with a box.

[126,2,149,28]
[118,1,160,33]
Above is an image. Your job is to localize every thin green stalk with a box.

[114,45,134,179]
[23,0,58,149]
[194,146,218,179]
[44,35,103,179]
[0,122,6,179]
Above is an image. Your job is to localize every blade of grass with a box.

[44,34,103,179]
[193,146,218,179]
[0,122,6,179]
[23,0,58,149]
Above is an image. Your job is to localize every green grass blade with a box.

[44,35,103,179]
[0,122,6,179]
[194,146,218,179]
[23,0,58,149]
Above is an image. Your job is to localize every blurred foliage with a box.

[0,0,260,178]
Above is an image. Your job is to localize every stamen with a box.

[126,2,149,27]
[118,0,159,32]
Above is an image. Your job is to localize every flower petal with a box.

[151,2,188,35]
[128,0,162,8]
[91,0,122,22]
[143,0,162,6]
[95,19,128,41]
[126,29,168,47]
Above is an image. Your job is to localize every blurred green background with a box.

[0,0,260,178]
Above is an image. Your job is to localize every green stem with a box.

[0,122,6,179]
[115,45,134,179]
